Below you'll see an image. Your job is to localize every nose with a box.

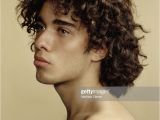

[34,31,52,52]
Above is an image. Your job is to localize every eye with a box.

[33,21,45,32]
[57,27,70,36]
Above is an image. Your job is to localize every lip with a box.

[34,56,50,67]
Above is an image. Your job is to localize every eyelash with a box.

[57,27,70,36]
[32,22,71,36]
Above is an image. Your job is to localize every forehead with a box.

[39,1,81,28]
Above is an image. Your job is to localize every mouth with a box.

[34,56,50,67]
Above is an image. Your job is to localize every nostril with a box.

[33,31,52,52]
[34,39,49,52]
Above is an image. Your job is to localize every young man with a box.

[17,0,146,119]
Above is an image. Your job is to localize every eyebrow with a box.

[36,16,76,28]
[52,19,76,28]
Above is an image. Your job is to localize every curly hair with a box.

[16,0,147,92]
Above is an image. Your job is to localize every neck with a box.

[54,63,103,119]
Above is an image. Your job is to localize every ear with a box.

[90,48,108,62]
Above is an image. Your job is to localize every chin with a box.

[36,73,64,85]
[36,72,53,84]
[37,78,52,84]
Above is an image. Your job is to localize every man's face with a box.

[33,1,92,84]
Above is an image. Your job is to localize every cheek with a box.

[53,44,90,80]
[55,57,89,81]
[58,31,88,53]
[63,40,86,52]
[50,34,90,79]
[58,39,88,65]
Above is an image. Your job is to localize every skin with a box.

[33,1,135,120]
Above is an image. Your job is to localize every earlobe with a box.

[91,48,107,62]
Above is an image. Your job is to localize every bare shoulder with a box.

[85,101,135,120]
[85,113,135,120]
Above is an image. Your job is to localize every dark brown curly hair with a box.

[16,0,147,94]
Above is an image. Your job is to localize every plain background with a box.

[1,0,159,120]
